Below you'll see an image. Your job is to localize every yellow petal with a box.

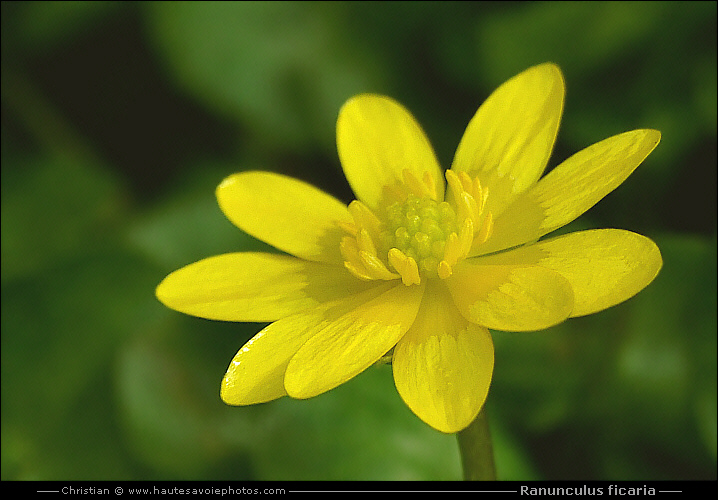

[221,313,317,405]
[445,261,574,331]
[216,171,351,264]
[451,63,564,217]
[479,129,661,255]
[284,282,424,399]
[393,281,494,433]
[337,94,444,210]
[475,229,663,317]
[156,252,374,322]
[221,283,396,405]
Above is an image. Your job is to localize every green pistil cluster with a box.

[381,194,458,277]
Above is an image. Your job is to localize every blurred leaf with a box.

[468,2,716,180]
[2,373,133,480]
[695,388,717,461]
[470,1,716,92]
[491,319,593,436]
[1,156,126,282]
[490,414,542,480]
[127,162,273,271]
[116,320,462,480]
[604,234,717,477]
[474,2,666,80]
[490,233,716,479]
[1,249,164,479]
[237,365,461,480]
[692,53,718,135]
[146,1,382,153]
[116,328,256,479]
[3,1,124,55]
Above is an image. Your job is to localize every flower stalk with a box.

[457,405,496,481]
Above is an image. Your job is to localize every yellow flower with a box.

[156,63,662,433]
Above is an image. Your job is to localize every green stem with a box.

[456,405,496,480]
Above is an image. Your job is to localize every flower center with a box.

[381,194,457,279]
[339,169,493,286]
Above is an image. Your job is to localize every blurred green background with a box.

[2,1,715,481]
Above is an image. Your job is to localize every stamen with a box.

[336,220,357,236]
[341,237,371,280]
[357,229,377,255]
[422,171,439,200]
[341,236,398,281]
[388,248,421,286]
[474,211,494,246]
[340,169,494,285]
[402,169,427,198]
[348,200,382,240]
[360,251,400,280]
[445,169,464,208]
[458,191,478,228]
[437,260,452,280]
[444,169,493,254]
[458,218,474,259]
[458,171,473,191]
[443,232,461,267]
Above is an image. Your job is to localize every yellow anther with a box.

[443,232,461,267]
[357,228,377,255]
[402,169,424,198]
[360,251,400,280]
[337,220,358,236]
[402,169,439,201]
[474,179,488,215]
[458,191,479,228]
[341,237,370,280]
[458,218,474,260]
[344,261,374,281]
[458,170,473,191]
[422,171,439,200]
[341,235,398,281]
[437,260,452,280]
[348,200,382,237]
[340,235,361,262]
[445,169,463,209]
[475,211,494,246]
[388,248,421,286]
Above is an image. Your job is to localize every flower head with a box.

[156,63,662,433]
